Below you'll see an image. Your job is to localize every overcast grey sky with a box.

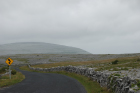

[0,0,140,54]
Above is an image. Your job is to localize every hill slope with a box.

[0,42,90,55]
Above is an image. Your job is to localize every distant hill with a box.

[0,42,90,55]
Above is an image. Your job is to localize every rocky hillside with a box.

[0,42,90,55]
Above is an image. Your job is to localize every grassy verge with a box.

[54,71,110,93]
[20,66,112,93]
[0,72,25,88]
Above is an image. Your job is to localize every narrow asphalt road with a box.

[0,68,87,93]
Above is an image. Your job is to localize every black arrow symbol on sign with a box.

[8,59,11,65]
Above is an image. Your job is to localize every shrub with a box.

[114,73,120,76]
[0,67,9,73]
[137,58,140,61]
[137,81,140,88]
[11,69,17,75]
[112,60,119,64]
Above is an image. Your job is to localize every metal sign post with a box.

[9,65,11,79]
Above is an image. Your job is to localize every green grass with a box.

[113,73,121,77]
[137,80,140,88]
[20,66,112,93]
[0,72,25,88]
[57,71,110,93]
[20,66,33,72]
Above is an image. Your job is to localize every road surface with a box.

[0,68,86,93]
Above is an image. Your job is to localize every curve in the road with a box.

[0,68,87,93]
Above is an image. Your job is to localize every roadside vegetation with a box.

[0,67,25,88]
[0,67,17,75]
[20,66,112,93]
[0,67,9,74]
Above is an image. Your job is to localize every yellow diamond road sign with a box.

[5,58,13,65]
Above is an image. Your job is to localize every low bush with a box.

[112,60,119,64]
[137,58,140,61]
[0,66,9,73]
[11,69,17,75]
[114,73,120,76]
[137,81,140,88]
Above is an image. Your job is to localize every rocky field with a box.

[0,53,140,66]
[1,53,140,80]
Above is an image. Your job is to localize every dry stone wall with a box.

[28,65,139,93]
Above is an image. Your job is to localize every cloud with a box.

[0,0,140,54]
